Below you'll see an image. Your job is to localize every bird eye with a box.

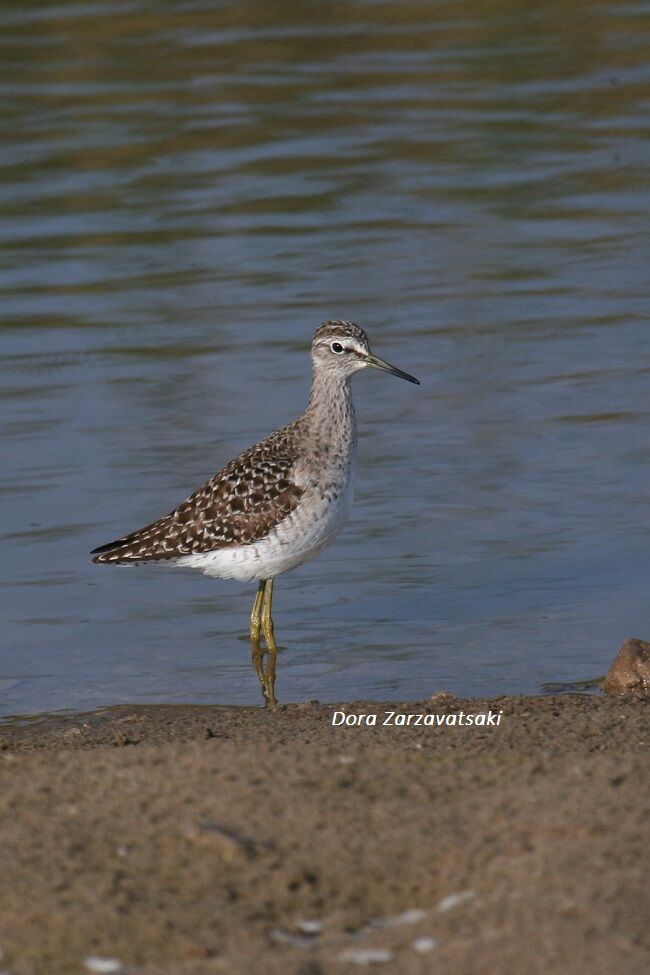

[331,342,344,354]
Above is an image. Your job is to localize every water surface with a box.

[1,0,650,714]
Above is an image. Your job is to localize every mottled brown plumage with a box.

[91,421,304,563]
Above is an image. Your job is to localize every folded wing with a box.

[91,425,304,564]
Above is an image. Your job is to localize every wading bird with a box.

[91,321,419,703]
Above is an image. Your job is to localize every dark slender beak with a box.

[364,353,420,385]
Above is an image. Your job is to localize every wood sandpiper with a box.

[91,321,419,704]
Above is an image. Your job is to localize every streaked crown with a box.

[313,320,369,349]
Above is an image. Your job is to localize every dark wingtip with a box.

[90,539,123,563]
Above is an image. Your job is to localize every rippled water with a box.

[1,0,650,715]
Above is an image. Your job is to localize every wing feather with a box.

[91,423,304,564]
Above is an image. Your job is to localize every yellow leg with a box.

[250,580,264,644]
[261,578,278,655]
[250,579,278,707]
[261,579,278,705]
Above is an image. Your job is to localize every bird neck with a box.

[303,368,357,452]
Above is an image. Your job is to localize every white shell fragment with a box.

[83,958,122,974]
[270,929,314,948]
[372,908,426,928]
[437,890,476,913]
[298,919,323,934]
[413,937,437,953]
[340,948,393,965]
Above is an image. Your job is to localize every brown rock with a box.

[602,638,650,696]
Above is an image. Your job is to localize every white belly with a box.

[175,481,353,583]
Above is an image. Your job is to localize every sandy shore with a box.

[0,692,648,975]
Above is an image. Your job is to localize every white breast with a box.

[175,473,354,583]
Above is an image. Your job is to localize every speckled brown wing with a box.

[91,423,304,564]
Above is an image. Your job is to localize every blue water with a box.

[1,0,650,714]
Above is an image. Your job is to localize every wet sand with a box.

[1,692,648,975]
